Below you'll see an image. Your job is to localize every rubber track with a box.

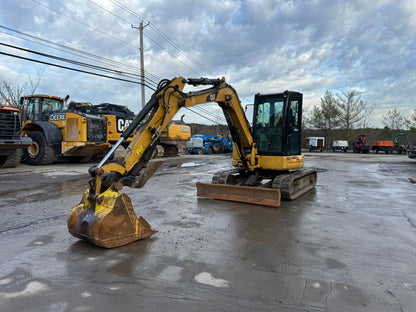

[212,168,240,184]
[212,168,317,200]
[272,169,317,200]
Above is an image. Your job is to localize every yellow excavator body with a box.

[68,77,317,248]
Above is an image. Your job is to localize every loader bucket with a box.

[67,187,157,248]
[196,182,281,207]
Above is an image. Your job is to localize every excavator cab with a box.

[252,92,302,156]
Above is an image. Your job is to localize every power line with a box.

[188,103,227,123]
[97,0,202,76]
[0,42,159,90]
[107,0,211,75]
[147,24,212,75]
[30,0,209,81]
[31,0,138,51]
[29,1,174,83]
[0,25,160,88]
[30,0,213,79]
[185,107,225,125]
[2,0,222,124]
[87,0,131,25]
[1,42,140,79]
[0,50,152,86]
[1,46,227,124]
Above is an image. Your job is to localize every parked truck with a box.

[0,98,32,168]
[20,95,110,165]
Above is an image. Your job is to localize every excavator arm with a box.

[68,77,260,248]
[96,77,253,183]
[87,77,261,194]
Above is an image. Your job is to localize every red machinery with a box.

[353,134,370,153]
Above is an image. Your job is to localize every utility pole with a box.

[132,21,149,108]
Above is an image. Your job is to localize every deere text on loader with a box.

[68,77,317,248]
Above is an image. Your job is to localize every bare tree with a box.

[336,90,366,142]
[360,102,376,129]
[406,109,416,130]
[382,107,404,130]
[0,80,27,108]
[308,90,340,149]
[28,68,45,95]
[0,67,45,109]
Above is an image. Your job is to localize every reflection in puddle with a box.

[0,177,89,207]
[181,162,207,168]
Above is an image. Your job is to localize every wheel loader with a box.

[20,95,110,165]
[68,77,317,248]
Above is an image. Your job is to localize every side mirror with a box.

[245,104,253,112]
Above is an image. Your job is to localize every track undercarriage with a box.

[197,168,317,207]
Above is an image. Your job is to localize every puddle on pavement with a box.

[27,235,54,247]
[179,161,208,168]
[0,178,89,207]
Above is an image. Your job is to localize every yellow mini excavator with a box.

[68,77,317,248]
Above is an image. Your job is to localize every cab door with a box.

[252,91,302,156]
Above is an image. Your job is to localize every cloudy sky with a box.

[0,0,415,126]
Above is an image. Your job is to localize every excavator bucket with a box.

[67,187,157,248]
[196,182,281,207]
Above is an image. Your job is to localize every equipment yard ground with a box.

[0,152,415,311]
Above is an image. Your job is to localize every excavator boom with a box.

[67,77,316,248]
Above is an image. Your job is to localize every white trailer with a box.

[306,137,324,152]
[332,140,349,152]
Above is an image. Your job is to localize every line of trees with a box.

[306,89,416,148]
[306,89,371,147]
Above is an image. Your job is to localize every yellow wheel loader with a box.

[68,77,317,248]
[20,95,110,165]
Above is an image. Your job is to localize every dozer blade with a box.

[196,182,281,207]
[67,187,157,248]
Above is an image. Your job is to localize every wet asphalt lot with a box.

[0,152,415,312]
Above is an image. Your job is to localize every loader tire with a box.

[212,142,224,154]
[0,149,23,168]
[164,145,178,157]
[197,147,205,155]
[24,131,56,165]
